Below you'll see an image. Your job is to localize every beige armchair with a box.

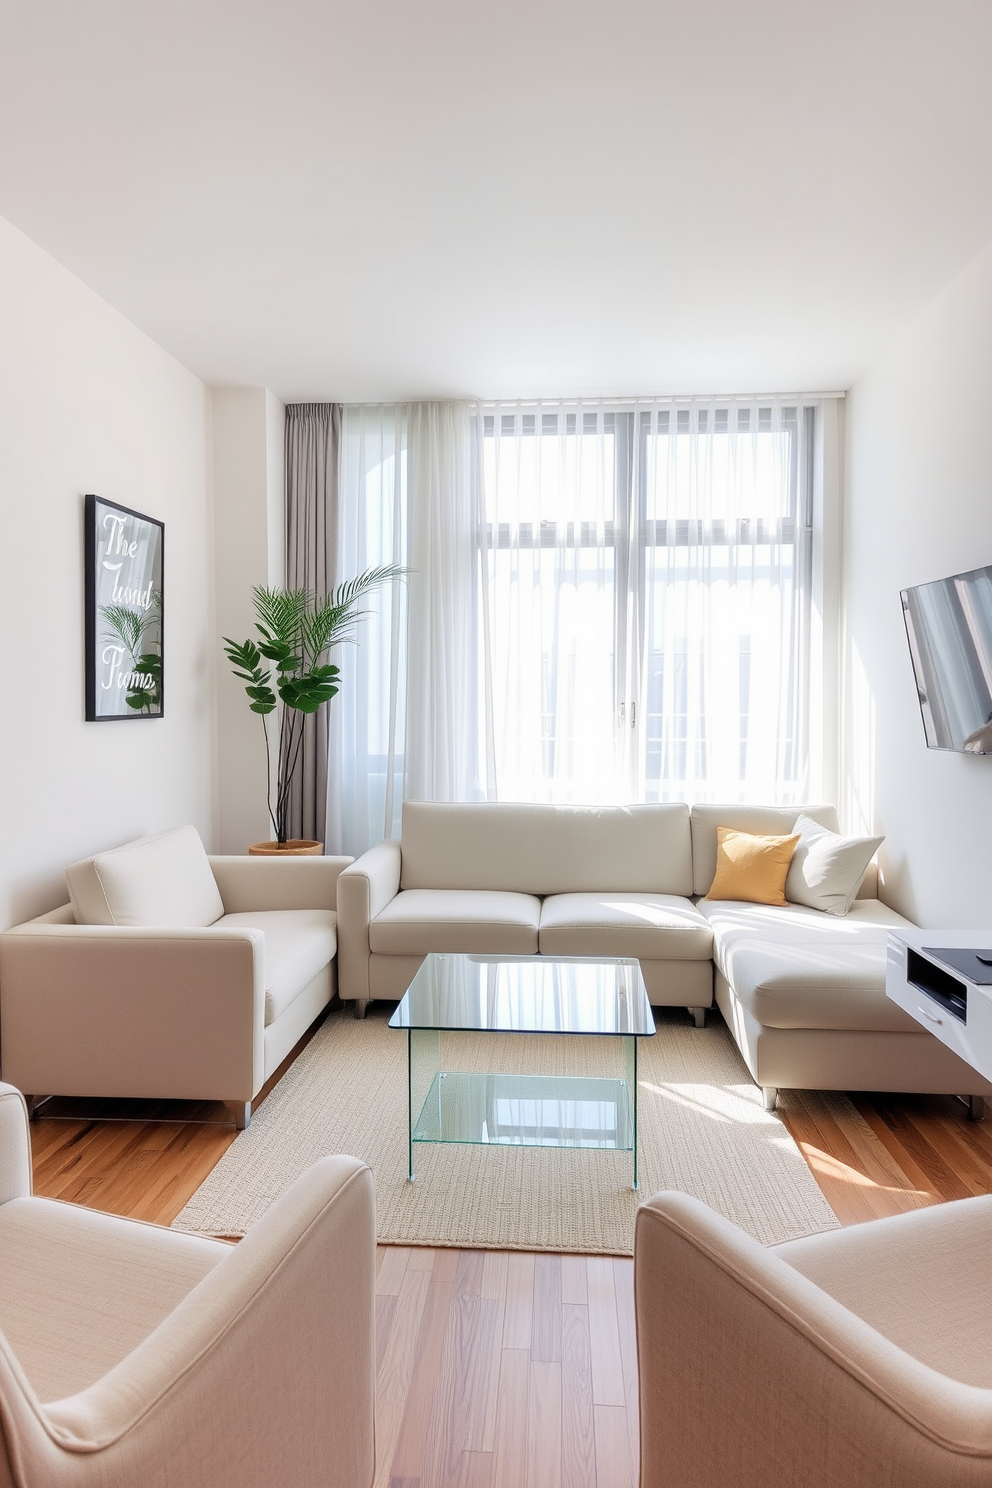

[0,827,352,1126]
[0,1082,375,1488]
[635,1190,992,1487]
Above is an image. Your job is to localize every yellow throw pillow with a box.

[705,827,800,906]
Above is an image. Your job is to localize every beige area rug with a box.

[173,1005,840,1254]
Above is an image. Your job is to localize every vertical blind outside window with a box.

[480,399,814,805]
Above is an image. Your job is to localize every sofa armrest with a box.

[0,1084,32,1202]
[336,841,402,1004]
[208,854,353,912]
[6,1157,376,1487]
[636,1191,992,1486]
[0,925,266,1104]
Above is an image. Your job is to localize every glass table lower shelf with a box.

[390,955,655,1189]
[412,1051,636,1141]
[412,1068,634,1149]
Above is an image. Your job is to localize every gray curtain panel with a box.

[284,403,342,845]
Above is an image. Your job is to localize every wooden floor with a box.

[371,1247,637,1488]
[26,1026,992,1488]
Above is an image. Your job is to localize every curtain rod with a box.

[474,392,847,405]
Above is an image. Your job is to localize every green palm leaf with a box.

[225,564,407,843]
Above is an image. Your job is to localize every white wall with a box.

[212,387,285,853]
[844,239,992,928]
[0,216,215,930]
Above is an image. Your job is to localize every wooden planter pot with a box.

[247,840,323,856]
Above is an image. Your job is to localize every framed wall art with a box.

[85,493,164,721]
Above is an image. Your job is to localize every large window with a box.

[329,397,817,856]
[480,399,814,804]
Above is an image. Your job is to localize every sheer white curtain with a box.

[481,398,814,806]
[479,404,624,802]
[326,405,407,854]
[325,402,480,855]
[329,394,817,851]
[405,402,482,803]
[633,400,811,804]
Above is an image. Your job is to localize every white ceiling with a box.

[2,0,991,401]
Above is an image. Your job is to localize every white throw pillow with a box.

[67,826,224,927]
[784,813,883,916]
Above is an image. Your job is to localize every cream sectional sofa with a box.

[0,826,352,1127]
[338,800,992,1109]
[338,801,714,1020]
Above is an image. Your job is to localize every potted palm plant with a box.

[224,566,403,853]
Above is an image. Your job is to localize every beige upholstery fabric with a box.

[68,827,225,928]
[337,841,403,1004]
[0,1088,31,1205]
[639,959,714,1010]
[367,953,427,1002]
[689,803,838,896]
[0,924,265,1103]
[209,855,351,913]
[1,851,348,1109]
[216,909,337,1024]
[538,893,712,960]
[64,858,115,927]
[0,1084,376,1488]
[636,1189,992,1488]
[700,896,912,982]
[0,1198,227,1401]
[399,800,693,895]
[725,942,919,1032]
[263,966,334,1079]
[785,812,884,916]
[778,1196,992,1387]
[370,889,540,955]
[715,970,992,1095]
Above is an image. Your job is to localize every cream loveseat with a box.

[337,800,990,1109]
[0,827,352,1127]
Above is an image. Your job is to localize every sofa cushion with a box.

[725,941,921,1032]
[689,804,839,897]
[785,813,884,916]
[539,894,713,960]
[705,828,799,907]
[370,889,540,955]
[699,897,914,982]
[215,910,337,1025]
[67,826,224,928]
[399,801,693,896]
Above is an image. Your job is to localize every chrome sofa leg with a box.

[762,1086,778,1113]
[354,999,368,1020]
[231,1101,251,1130]
[23,1095,42,1120]
[689,1007,706,1029]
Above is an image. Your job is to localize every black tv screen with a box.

[902,563,992,753]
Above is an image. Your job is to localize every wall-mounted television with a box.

[902,563,992,753]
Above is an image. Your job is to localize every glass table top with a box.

[388,955,656,1037]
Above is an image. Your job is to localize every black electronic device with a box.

[908,949,969,1021]
[922,946,992,987]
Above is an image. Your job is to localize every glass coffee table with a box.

[388,954,656,1189]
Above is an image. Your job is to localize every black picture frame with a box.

[85,493,165,721]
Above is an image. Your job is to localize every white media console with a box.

[887,930,992,1084]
